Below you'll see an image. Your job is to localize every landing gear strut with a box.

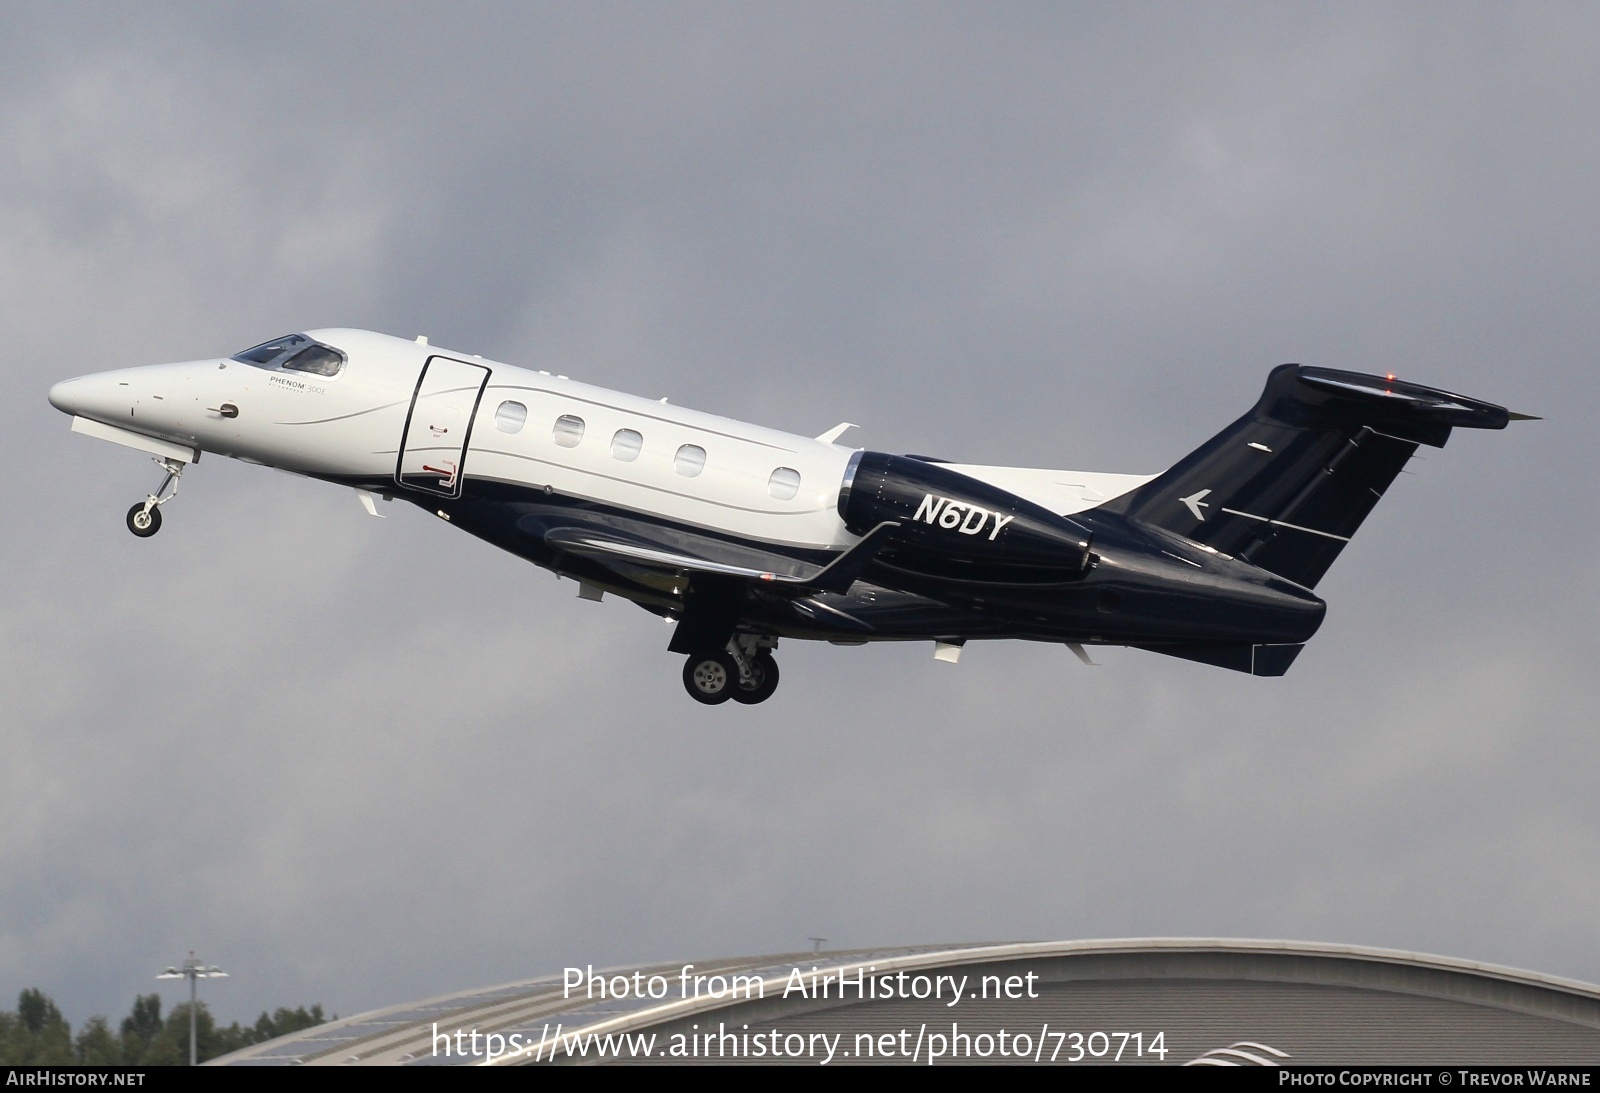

[681,635,780,705]
[126,457,186,538]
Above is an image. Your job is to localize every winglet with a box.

[815,422,858,444]
[799,521,899,594]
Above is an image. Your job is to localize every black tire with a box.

[682,652,737,705]
[126,504,161,537]
[730,652,780,705]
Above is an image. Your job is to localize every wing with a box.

[543,521,900,596]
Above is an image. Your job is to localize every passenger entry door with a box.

[396,356,491,498]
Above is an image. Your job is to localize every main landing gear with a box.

[126,457,186,538]
[682,635,781,706]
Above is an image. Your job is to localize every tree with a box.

[17,989,63,1034]
[119,993,163,1062]
[0,988,332,1065]
[0,990,73,1065]
[73,1017,120,1065]
[253,1004,326,1043]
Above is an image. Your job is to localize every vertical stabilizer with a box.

[1102,366,1514,588]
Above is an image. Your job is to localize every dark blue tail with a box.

[1103,366,1517,589]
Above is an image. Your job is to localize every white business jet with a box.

[49,329,1522,704]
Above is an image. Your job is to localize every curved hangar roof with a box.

[212,939,1600,1066]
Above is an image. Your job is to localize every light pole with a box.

[157,952,227,1065]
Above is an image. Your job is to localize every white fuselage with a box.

[51,329,862,550]
[49,328,1152,550]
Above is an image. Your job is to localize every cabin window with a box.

[552,414,585,447]
[674,444,707,477]
[280,345,345,378]
[768,466,801,500]
[611,429,643,462]
[494,401,527,433]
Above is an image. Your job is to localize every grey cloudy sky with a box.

[2,2,1597,1027]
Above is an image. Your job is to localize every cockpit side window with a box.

[232,334,310,366]
[281,345,345,378]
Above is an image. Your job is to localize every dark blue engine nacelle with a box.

[837,451,1095,580]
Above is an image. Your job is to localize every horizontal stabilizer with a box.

[1287,368,1514,442]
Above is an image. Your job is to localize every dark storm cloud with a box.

[0,2,1596,1027]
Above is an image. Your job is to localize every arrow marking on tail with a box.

[1179,489,1212,521]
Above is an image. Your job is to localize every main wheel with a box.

[730,652,780,705]
[682,652,738,705]
[126,504,162,537]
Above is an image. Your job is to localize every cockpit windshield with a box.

[232,334,309,365]
[231,334,345,378]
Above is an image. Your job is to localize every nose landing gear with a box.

[125,457,186,538]
[682,635,781,705]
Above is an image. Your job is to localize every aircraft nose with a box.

[47,371,138,423]
[48,376,88,415]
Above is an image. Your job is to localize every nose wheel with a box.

[681,637,781,705]
[126,504,162,537]
[125,457,186,538]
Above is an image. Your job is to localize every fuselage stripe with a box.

[275,399,409,425]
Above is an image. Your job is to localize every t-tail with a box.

[1103,365,1531,589]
